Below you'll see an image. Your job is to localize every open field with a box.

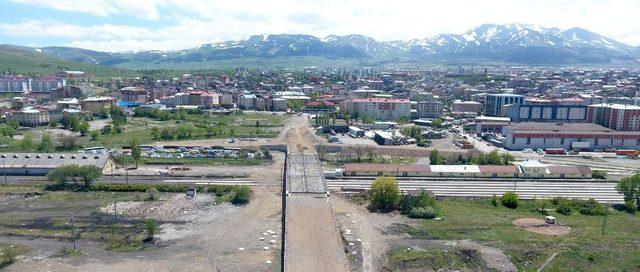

[0,184,283,271]
[0,113,291,152]
[331,193,640,272]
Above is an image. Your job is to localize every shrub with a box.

[408,207,437,219]
[369,176,400,212]
[624,199,637,213]
[576,198,606,216]
[144,219,158,242]
[491,194,499,207]
[556,202,572,215]
[591,170,607,179]
[501,191,519,209]
[231,185,252,205]
[146,188,159,201]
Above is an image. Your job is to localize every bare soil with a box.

[3,186,283,272]
[513,218,571,236]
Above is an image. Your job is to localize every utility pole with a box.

[112,192,118,221]
[70,213,77,251]
[601,202,609,235]
[3,154,7,186]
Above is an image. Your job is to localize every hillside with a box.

[0,45,138,77]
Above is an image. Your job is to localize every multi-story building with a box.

[120,87,149,103]
[503,122,640,150]
[504,98,588,122]
[415,100,443,119]
[6,107,52,127]
[81,97,114,113]
[341,98,411,121]
[586,104,640,131]
[272,98,287,111]
[0,75,30,94]
[452,100,483,114]
[30,77,66,93]
[237,94,256,110]
[484,93,524,116]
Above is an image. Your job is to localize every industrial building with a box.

[502,122,640,151]
[0,153,114,176]
[342,161,590,179]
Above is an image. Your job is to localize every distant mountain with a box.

[0,45,138,76]
[23,24,640,69]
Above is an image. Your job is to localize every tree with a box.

[46,165,101,188]
[369,176,400,212]
[18,133,35,151]
[501,191,519,209]
[616,173,640,210]
[231,185,252,205]
[365,145,376,162]
[77,121,89,136]
[78,165,101,187]
[130,139,142,168]
[431,118,443,128]
[501,153,515,165]
[487,150,502,165]
[429,149,444,165]
[101,125,112,135]
[89,130,99,141]
[37,134,53,152]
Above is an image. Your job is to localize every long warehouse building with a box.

[0,153,114,176]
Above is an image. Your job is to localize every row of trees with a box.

[47,165,103,188]
[429,149,514,165]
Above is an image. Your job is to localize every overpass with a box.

[283,153,348,272]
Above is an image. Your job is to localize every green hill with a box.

[0,45,139,77]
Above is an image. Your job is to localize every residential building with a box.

[81,97,114,113]
[415,100,443,118]
[120,87,149,103]
[341,98,411,121]
[0,75,30,94]
[30,77,66,93]
[586,104,640,131]
[452,100,483,114]
[6,107,52,127]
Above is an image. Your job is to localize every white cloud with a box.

[4,0,640,51]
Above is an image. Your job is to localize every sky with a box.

[0,0,639,52]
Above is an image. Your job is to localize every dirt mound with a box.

[513,218,570,236]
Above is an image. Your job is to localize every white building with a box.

[341,98,411,121]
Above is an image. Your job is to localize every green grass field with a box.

[391,199,640,272]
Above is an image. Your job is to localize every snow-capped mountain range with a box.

[30,23,640,68]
